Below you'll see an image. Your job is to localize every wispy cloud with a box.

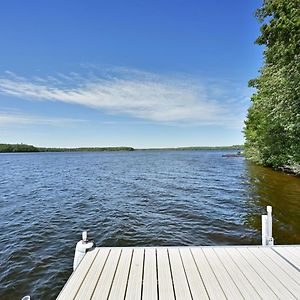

[0,112,85,127]
[0,68,248,127]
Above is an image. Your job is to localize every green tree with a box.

[0,143,39,152]
[244,0,300,174]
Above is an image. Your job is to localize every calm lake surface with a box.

[0,150,299,299]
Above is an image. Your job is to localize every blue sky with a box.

[0,0,262,148]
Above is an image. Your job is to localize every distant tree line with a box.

[0,144,134,153]
[244,0,300,175]
[0,143,39,152]
[37,147,135,152]
[0,143,243,153]
[138,145,244,151]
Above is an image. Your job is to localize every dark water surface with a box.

[0,151,299,299]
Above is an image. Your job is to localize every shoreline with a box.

[0,143,244,153]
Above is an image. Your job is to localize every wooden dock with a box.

[57,245,300,300]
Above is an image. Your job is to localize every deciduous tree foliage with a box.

[244,0,300,174]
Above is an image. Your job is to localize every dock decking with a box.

[57,245,300,300]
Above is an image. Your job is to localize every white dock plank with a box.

[191,248,226,299]
[74,248,110,300]
[58,246,300,300]
[262,248,300,282]
[157,248,175,300]
[108,248,133,300]
[287,247,300,267]
[275,247,300,269]
[202,247,243,299]
[179,248,209,300]
[125,248,144,300]
[282,247,300,261]
[238,247,296,299]
[168,248,192,300]
[142,248,158,300]
[225,247,277,299]
[57,248,98,300]
[91,248,121,300]
[251,248,300,298]
[288,246,300,256]
[213,248,261,300]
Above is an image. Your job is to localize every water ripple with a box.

[0,151,299,299]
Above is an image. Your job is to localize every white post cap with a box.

[82,231,88,242]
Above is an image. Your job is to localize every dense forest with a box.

[244,0,300,175]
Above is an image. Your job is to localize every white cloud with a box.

[0,69,248,127]
[0,112,85,127]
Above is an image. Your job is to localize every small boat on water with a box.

[222,151,243,157]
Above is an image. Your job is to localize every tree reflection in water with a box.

[244,161,300,244]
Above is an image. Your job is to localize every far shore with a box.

[0,143,243,153]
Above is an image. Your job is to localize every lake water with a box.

[0,151,299,299]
